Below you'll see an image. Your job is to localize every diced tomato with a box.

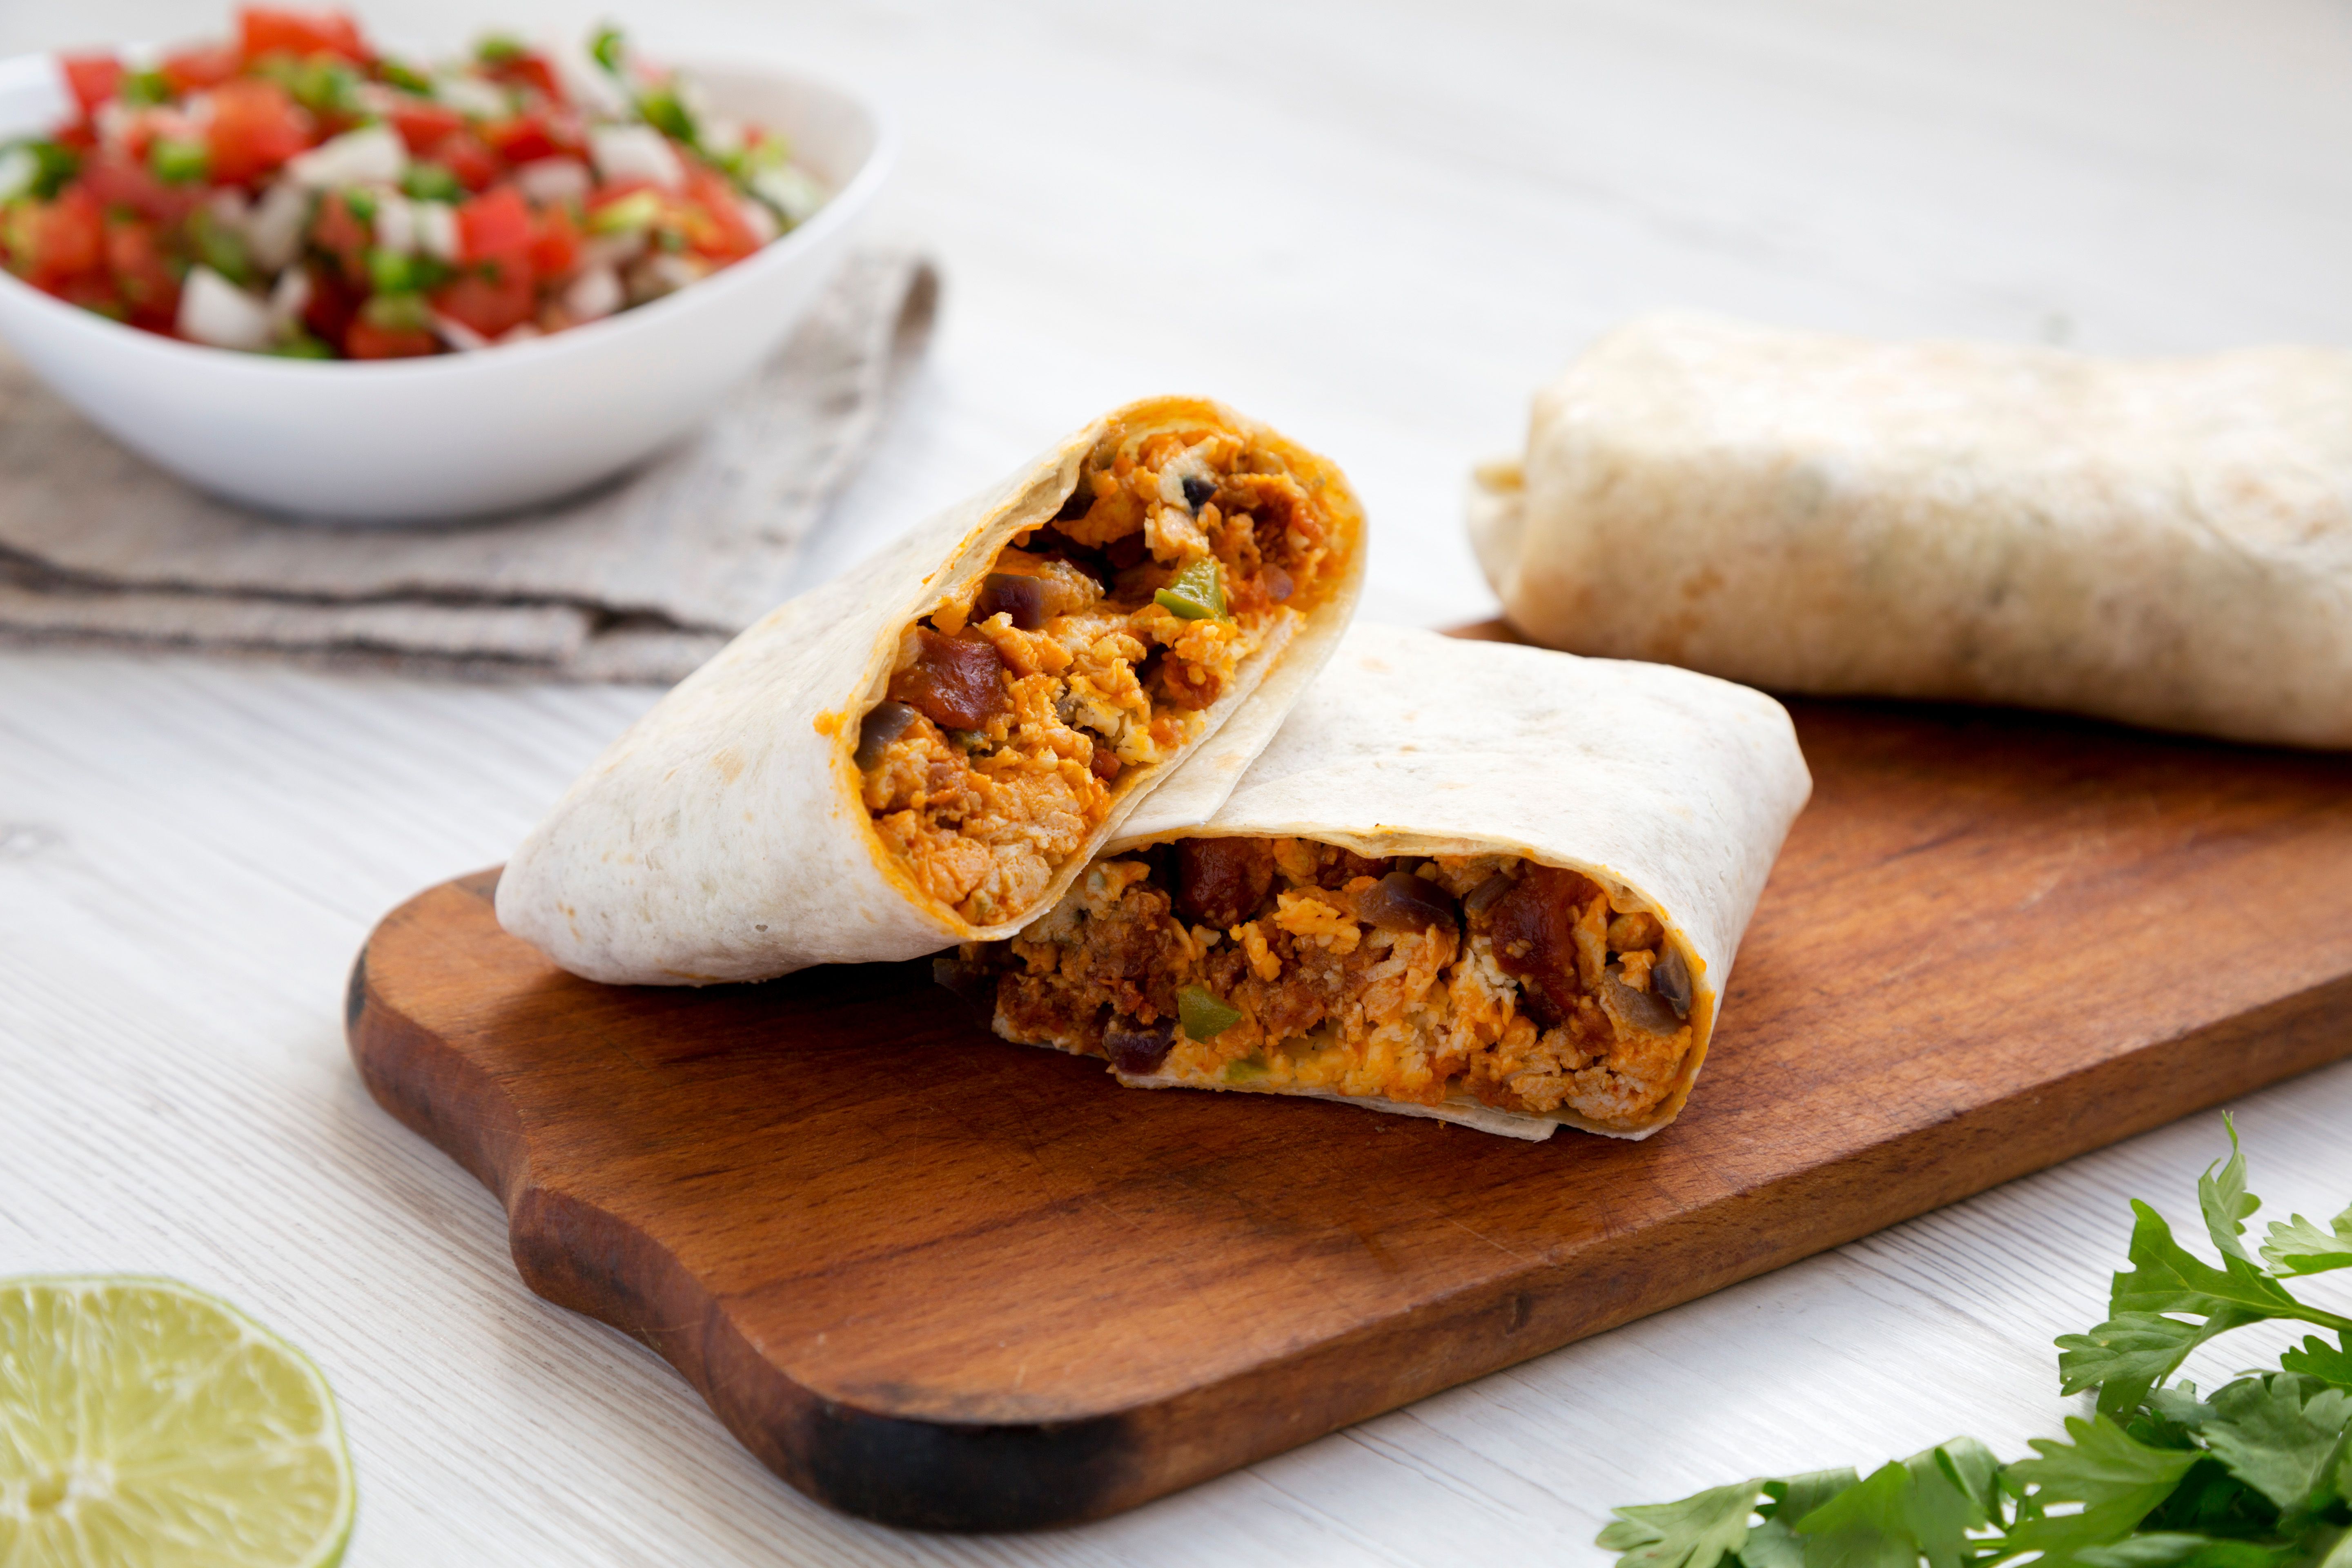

[454,184,532,265]
[53,121,99,155]
[60,54,124,119]
[105,218,180,327]
[487,52,564,106]
[309,190,372,287]
[345,318,438,359]
[387,98,465,154]
[56,270,125,318]
[75,154,193,224]
[206,78,312,185]
[430,265,534,338]
[680,163,760,261]
[428,131,503,192]
[161,42,243,93]
[301,261,358,343]
[237,7,370,66]
[479,114,562,166]
[526,203,580,279]
[23,188,107,287]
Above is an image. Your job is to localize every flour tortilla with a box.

[1074,622,1812,1140]
[1470,314,2352,748]
[496,396,1366,984]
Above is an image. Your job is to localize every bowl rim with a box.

[0,55,898,383]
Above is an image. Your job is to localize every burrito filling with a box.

[855,427,1348,925]
[948,837,1698,1127]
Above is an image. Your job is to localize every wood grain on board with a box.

[347,678,2352,1532]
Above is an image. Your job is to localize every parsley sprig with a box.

[1599,1118,2352,1568]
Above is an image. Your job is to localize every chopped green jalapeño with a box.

[1179,986,1243,1041]
[1154,558,1226,621]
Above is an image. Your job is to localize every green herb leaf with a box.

[475,33,528,65]
[1792,1446,1989,1568]
[379,58,433,94]
[359,292,430,332]
[2196,1375,2352,1513]
[1177,986,1242,1042]
[2005,1415,2204,1567]
[637,85,698,145]
[2076,1533,2296,1568]
[590,25,627,74]
[401,161,463,203]
[2197,1115,2261,1266]
[119,68,173,107]
[2060,1312,2262,1421]
[2261,1208,2352,1278]
[2110,1203,2333,1330]
[149,137,210,187]
[1597,1479,1764,1568]
[2279,1336,2352,1392]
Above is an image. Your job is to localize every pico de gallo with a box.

[0,10,828,359]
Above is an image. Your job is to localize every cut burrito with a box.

[497,395,1365,984]
[942,624,1812,1139]
[1469,313,2352,749]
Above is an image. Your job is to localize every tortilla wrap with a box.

[964,623,1811,1140]
[497,395,1365,984]
[1469,313,2352,748]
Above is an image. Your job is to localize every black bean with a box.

[1463,872,1513,917]
[1652,946,1693,1019]
[1605,965,1683,1036]
[1103,1013,1176,1075]
[1356,870,1459,934]
[975,572,1051,630]
[1180,475,1214,511]
[1054,478,1094,521]
[853,700,920,769]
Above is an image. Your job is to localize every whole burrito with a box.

[497,396,1365,984]
[1470,313,2352,748]
[947,624,1811,1140]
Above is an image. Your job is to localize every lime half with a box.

[0,1276,355,1568]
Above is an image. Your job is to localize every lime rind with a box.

[0,1275,355,1568]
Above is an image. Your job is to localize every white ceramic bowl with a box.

[0,55,894,523]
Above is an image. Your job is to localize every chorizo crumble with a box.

[855,417,1347,926]
[954,835,1699,1129]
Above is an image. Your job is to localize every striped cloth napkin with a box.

[0,249,936,684]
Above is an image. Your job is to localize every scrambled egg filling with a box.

[971,836,1699,1129]
[857,420,1345,925]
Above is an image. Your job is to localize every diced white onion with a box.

[267,267,312,331]
[588,125,683,190]
[430,311,491,352]
[562,264,622,323]
[0,146,36,204]
[433,74,510,120]
[514,157,592,207]
[202,187,252,231]
[246,181,312,273]
[738,196,778,245]
[287,125,407,189]
[372,190,418,254]
[414,201,459,262]
[642,252,706,296]
[176,267,276,352]
[750,164,827,226]
[94,101,136,151]
[580,232,645,270]
[554,44,630,117]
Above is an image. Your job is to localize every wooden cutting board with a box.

[347,688,2352,1532]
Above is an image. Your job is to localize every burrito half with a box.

[944,624,1811,1139]
[498,396,1365,984]
[1470,313,2352,748]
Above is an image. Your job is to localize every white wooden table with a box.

[6,1,2352,1562]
